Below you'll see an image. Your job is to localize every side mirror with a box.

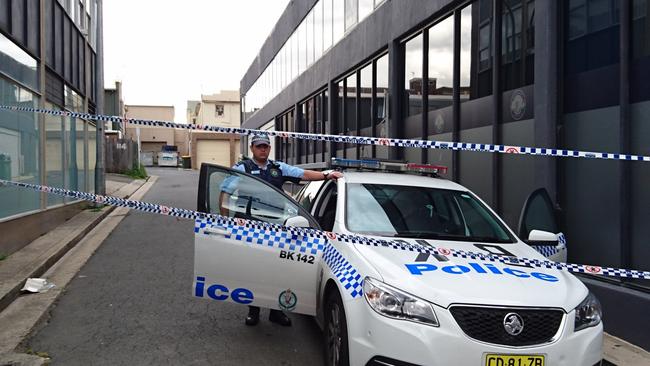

[284,215,311,228]
[525,230,559,247]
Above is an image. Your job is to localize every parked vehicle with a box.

[194,158,602,366]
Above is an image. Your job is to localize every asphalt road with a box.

[27,168,325,366]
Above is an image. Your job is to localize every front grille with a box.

[450,306,564,347]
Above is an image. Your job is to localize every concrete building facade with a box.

[239,0,650,350]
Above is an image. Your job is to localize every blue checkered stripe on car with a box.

[322,244,364,298]
[532,245,562,258]
[194,218,326,255]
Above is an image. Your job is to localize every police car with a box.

[194,158,602,366]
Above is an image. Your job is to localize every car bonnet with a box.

[348,237,588,312]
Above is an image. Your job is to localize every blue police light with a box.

[331,158,381,169]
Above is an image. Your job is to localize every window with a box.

[359,0,373,22]
[209,169,312,226]
[307,10,315,68]
[324,0,334,50]
[427,16,454,112]
[298,181,325,212]
[315,1,323,60]
[404,33,424,117]
[0,77,41,219]
[345,184,514,242]
[333,0,345,43]
[45,102,64,206]
[216,104,224,117]
[375,53,389,160]
[345,0,359,31]
[0,32,39,90]
[501,0,535,90]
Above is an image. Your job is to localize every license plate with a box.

[484,354,544,366]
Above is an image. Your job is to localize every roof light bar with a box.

[406,163,448,175]
[331,158,381,169]
[331,158,448,176]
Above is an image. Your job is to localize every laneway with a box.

[27,168,324,366]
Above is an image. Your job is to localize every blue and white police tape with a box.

[1,178,649,281]
[2,105,649,163]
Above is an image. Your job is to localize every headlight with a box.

[574,292,602,332]
[363,277,439,326]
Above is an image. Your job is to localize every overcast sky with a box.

[104,0,290,122]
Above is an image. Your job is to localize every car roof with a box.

[340,171,468,191]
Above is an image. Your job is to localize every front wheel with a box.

[324,290,349,366]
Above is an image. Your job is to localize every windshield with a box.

[345,183,515,243]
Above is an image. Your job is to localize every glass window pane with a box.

[360,63,372,158]
[375,53,389,159]
[324,0,334,50]
[345,0,358,31]
[333,0,345,44]
[404,33,424,117]
[461,3,493,99]
[315,0,323,60]
[76,120,86,192]
[0,78,40,219]
[0,32,39,90]
[359,63,372,131]
[359,0,373,21]
[501,0,535,90]
[307,98,315,162]
[88,122,96,193]
[291,33,298,80]
[336,80,344,157]
[45,102,64,206]
[307,10,315,68]
[566,0,620,75]
[345,73,357,158]
[428,16,454,112]
[298,22,306,75]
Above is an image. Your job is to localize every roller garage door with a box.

[196,140,230,168]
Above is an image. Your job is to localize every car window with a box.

[207,169,313,226]
[297,180,325,212]
[345,183,515,243]
[314,182,337,231]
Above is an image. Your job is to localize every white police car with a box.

[194,158,602,366]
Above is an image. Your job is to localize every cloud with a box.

[104,0,290,122]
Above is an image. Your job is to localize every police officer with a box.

[232,133,342,327]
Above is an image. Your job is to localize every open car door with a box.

[194,163,322,316]
[518,188,567,262]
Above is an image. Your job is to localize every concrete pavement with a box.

[0,174,153,364]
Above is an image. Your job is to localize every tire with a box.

[324,289,350,366]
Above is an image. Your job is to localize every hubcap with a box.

[327,303,341,366]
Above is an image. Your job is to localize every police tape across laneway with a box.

[2,178,649,282]
[2,105,650,163]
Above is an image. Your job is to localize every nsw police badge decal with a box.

[278,289,297,311]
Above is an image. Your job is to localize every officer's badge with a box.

[270,168,280,178]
